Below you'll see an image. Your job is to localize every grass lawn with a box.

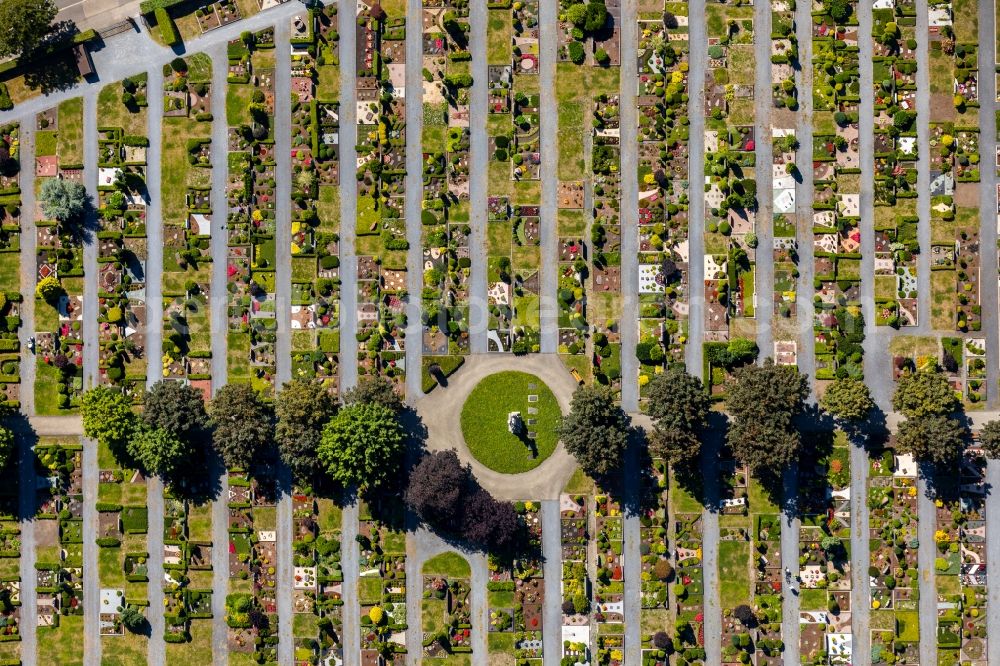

[187,503,212,542]
[227,81,254,126]
[557,209,585,235]
[57,97,84,166]
[98,77,148,135]
[317,498,342,533]
[799,588,827,611]
[35,361,65,415]
[930,269,956,330]
[38,615,84,665]
[557,102,584,181]
[888,335,939,359]
[100,630,148,666]
[358,576,382,605]
[459,371,561,473]
[422,551,471,578]
[562,467,597,495]
[718,540,750,609]
[487,10,512,65]
[640,608,670,636]
[165,617,212,663]
[162,117,211,226]
[317,64,340,100]
[895,609,920,643]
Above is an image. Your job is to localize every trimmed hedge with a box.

[156,8,181,46]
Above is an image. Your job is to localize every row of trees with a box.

[81,377,406,491]
[555,357,984,479]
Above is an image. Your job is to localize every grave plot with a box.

[867,444,921,665]
[593,494,625,664]
[0,122,22,413]
[485,2,514,198]
[34,100,87,415]
[484,197,517,352]
[700,126,759,396]
[797,431,853,665]
[159,54,214,390]
[871,0,921,327]
[559,492,591,664]
[301,496,344,665]
[639,460,671,665]
[226,472,279,665]
[420,0,475,380]
[670,507,705,664]
[33,438,84,665]
[932,440,988,665]
[486,501,543,664]
[95,439,148,659]
[224,36,278,393]
[356,497,407,663]
[354,1,407,395]
[94,113,150,395]
[422,552,472,664]
[636,8,691,391]
[701,25,758,347]
[0,408,18,666]
[717,459,752,664]
[290,4,342,393]
[162,488,214,662]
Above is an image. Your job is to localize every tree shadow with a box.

[22,53,82,96]
[165,440,222,504]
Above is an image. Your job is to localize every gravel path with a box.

[81,89,101,666]
[337,0,358,390]
[273,19,294,665]
[537,0,558,353]
[700,424,722,664]
[622,433,641,662]
[468,0,489,354]
[618,0,639,412]
[793,0,816,395]
[540,498,561,663]
[15,125,36,662]
[977,0,1000,409]
[340,498,360,662]
[780,467,800,666]
[207,44,230,666]
[404,0,424,397]
[913,0,931,331]
[849,436,871,660]
[753,0,773,363]
[145,58,167,666]
[684,0,706,374]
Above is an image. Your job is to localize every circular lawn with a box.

[459,371,561,474]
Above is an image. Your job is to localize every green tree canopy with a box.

[275,379,338,482]
[895,414,966,465]
[892,369,958,418]
[127,422,191,479]
[645,367,710,467]
[726,360,808,471]
[318,402,405,491]
[35,275,63,304]
[824,0,851,22]
[39,177,88,224]
[81,386,137,453]
[820,377,874,422]
[0,426,14,470]
[0,0,56,58]
[119,604,146,633]
[557,385,630,477]
[143,380,209,445]
[979,420,1000,459]
[210,384,274,470]
[342,376,403,414]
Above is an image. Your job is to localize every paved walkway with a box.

[699,426,722,663]
[793,0,816,398]
[685,0,706,374]
[468,0,488,354]
[849,436,871,660]
[618,0,639,413]
[145,61,166,665]
[415,354,579,499]
[753,0,773,364]
[916,468,935,663]
[987,459,1000,664]
[914,0,931,330]
[978,0,1000,410]
[403,0,423,398]
[81,89,101,666]
[337,0,358,390]
[340,498,360,663]
[540,498,561,663]
[273,20,294,664]
[207,44,230,666]
[537,0,557,353]
[15,125,37,662]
